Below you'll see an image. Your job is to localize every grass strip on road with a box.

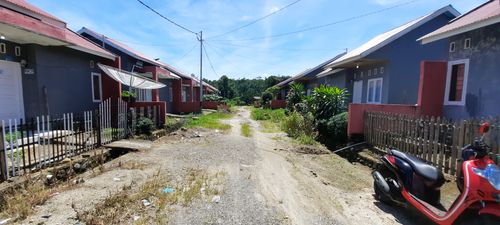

[240,123,253,137]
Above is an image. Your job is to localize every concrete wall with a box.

[443,23,500,120]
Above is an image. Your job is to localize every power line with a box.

[207,0,303,40]
[202,42,218,77]
[136,0,198,35]
[211,0,420,42]
[207,40,346,52]
[174,43,198,64]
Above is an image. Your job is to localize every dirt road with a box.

[21,107,418,225]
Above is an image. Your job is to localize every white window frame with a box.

[91,72,103,102]
[449,42,456,52]
[464,38,471,49]
[367,78,383,104]
[0,43,5,54]
[14,46,21,56]
[444,59,469,106]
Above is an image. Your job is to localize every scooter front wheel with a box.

[374,180,392,204]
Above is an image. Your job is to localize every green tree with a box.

[217,75,235,99]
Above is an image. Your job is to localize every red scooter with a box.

[372,123,500,225]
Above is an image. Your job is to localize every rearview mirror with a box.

[479,122,490,136]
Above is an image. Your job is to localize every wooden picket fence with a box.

[364,111,500,176]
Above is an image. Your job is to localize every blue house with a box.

[319,5,460,105]
[0,0,116,121]
[419,0,500,120]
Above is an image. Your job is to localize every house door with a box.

[0,60,24,121]
[352,80,363,103]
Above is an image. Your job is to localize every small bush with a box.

[281,112,315,139]
[241,123,252,137]
[286,83,305,112]
[136,117,155,135]
[317,112,348,147]
[261,92,273,108]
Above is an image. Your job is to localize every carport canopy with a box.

[98,63,166,89]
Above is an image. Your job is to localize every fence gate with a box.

[0,98,129,180]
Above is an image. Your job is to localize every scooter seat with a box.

[390,150,445,187]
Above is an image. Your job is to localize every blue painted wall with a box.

[443,23,500,120]
[361,13,451,104]
[1,40,103,118]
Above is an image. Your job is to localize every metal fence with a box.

[364,112,500,176]
[0,98,129,180]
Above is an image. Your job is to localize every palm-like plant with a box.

[310,85,349,121]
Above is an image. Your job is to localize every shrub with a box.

[310,85,349,121]
[281,112,315,139]
[317,112,348,147]
[136,117,155,135]
[286,83,305,112]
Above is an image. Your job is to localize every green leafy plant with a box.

[317,112,348,147]
[121,91,137,98]
[135,117,155,135]
[286,83,305,112]
[260,92,273,108]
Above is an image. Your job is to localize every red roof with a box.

[0,1,115,59]
[420,0,500,43]
[4,0,64,24]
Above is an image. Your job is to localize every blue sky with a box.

[30,0,484,80]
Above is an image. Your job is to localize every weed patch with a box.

[250,108,286,122]
[259,120,281,133]
[185,113,232,130]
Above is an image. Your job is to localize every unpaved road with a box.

[21,107,420,225]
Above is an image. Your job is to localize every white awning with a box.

[316,68,344,78]
[98,63,166,89]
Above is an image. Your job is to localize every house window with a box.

[91,73,102,102]
[360,71,364,78]
[374,68,378,75]
[367,69,372,76]
[380,67,384,74]
[90,60,95,68]
[367,78,383,104]
[0,43,5,54]
[169,86,173,102]
[449,42,456,52]
[444,59,469,105]
[182,86,189,102]
[464,38,471,49]
[14,46,21,56]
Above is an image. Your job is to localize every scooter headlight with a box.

[472,164,500,191]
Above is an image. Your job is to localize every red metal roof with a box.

[0,1,115,59]
[420,0,500,43]
[4,0,64,23]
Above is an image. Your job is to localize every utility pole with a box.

[198,31,203,113]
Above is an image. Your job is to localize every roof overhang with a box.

[98,63,166,89]
[316,68,345,78]
[419,16,500,44]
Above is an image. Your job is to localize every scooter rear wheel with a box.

[373,180,392,204]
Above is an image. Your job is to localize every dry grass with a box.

[77,169,225,225]
[240,123,253,137]
[259,120,282,133]
[0,175,77,222]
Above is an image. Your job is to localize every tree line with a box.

[204,75,289,104]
